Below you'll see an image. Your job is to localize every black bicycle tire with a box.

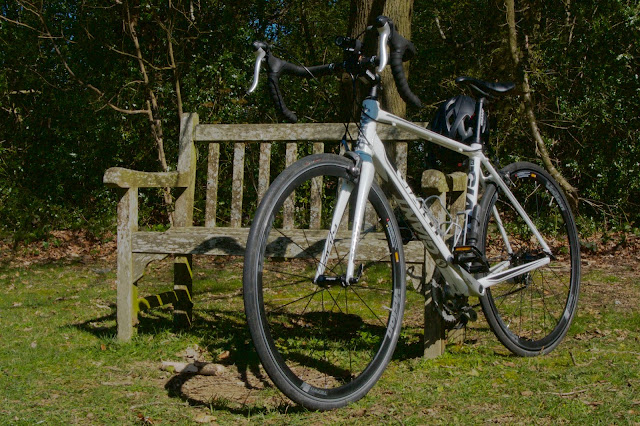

[477,162,580,356]
[243,153,406,410]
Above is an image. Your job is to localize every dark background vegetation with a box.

[1,0,638,241]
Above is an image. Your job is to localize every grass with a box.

[0,257,638,424]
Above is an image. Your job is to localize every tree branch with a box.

[124,0,173,221]
[505,0,578,209]
[165,24,183,119]
[0,14,40,33]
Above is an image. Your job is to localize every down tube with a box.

[373,148,471,296]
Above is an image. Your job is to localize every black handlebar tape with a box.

[389,50,422,108]
[265,53,336,123]
[388,28,422,108]
[373,16,422,109]
[267,71,298,123]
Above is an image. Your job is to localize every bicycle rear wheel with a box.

[477,162,580,356]
[243,153,405,410]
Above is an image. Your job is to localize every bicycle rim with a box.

[243,154,405,409]
[478,162,580,356]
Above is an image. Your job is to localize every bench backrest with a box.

[180,113,426,230]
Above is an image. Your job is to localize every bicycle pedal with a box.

[452,245,490,273]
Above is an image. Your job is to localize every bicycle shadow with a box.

[161,311,313,414]
[70,267,483,415]
[71,298,308,414]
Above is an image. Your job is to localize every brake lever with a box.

[248,41,268,94]
[375,20,391,73]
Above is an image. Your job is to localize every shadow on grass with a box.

[71,301,308,415]
[73,289,482,416]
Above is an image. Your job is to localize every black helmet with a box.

[430,95,486,144]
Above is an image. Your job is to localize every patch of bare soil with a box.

[580,262,639,312]
[580,231,640,269]
[168,367,283,409]
[162,346,290,411]
[576,233,640,313]
[0,230,116,266]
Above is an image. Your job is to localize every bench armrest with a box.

[103,167,191,188]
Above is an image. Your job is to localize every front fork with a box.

[314,121,377,285]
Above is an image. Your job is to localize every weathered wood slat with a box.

[395,142,408,179]
[310,142,324,229]
[205,142,220,227]
[282,142,297,230]
[257,142,272,204]
[116,188,138,342]
[195,122,427,142]
[104,168,188,189]
[131,227,426,261]
[174,113,197,228]
[230,142,245,228]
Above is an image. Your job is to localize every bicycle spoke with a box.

[268,289,324,314]
[349,286,386,328]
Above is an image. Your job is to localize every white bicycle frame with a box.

[314,98,552,297]
[249,22,551,297]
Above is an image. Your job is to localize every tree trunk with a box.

[342,0,414,121]
[380,0,413,118]
[504,0,578,209]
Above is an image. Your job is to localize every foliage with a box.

[409,0,640,226]
[1,0,639,239]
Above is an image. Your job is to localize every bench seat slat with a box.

[132,227,425,261]
[195,123,427,142]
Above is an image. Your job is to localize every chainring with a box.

[430,272,477,329]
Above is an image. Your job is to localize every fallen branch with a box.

[547,389,588,397]
[161,361,227,376]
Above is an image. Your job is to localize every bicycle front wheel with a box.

[243,153,406,410]
[478,162,580,356]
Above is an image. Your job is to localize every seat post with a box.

[473,97,486,145]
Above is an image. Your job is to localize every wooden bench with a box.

[104,112,467,358]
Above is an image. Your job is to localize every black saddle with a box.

[456,76,516,99]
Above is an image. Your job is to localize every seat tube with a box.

[464,98,487,246]
[464,151,482,246]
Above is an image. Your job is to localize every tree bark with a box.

[342,0,414,121]
[380,0,413,118]
[505,0,578,208]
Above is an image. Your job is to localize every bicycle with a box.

[242,16,580,410]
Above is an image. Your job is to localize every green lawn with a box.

[0,256,638,424]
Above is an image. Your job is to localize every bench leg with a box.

[173,254,193,328]
[116,188,138,342]
[423,283,446,358]
[421,251,446,359]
